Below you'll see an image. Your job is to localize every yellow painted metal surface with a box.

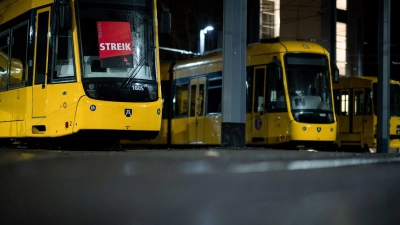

[171,118,188,144]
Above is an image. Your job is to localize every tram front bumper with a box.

[72,96,162,132]
[287,122,336,142]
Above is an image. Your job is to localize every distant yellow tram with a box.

[333,76,400,152]
[0,0,163,148]
[124,41,338,150]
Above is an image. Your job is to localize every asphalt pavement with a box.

[1,148,400,225]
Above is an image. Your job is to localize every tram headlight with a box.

[85,83,97,98]
[146,84,158,101]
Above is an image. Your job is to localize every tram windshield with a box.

[285,53,334,123]
[76,0,156,81]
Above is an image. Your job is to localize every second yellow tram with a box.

[124,41,338,150]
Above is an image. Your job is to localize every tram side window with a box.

[365,88,373,115]
[197,84,204,116]
[52,19,74,80]
[333,90,341,114]
[266,62,286,112]
[0,32,9,90]
[190,84,197,117]
[207,78,222,114]
[354,90,364,115]
[254,68,265,113]
[35,11,49,85]
[10,22,28,87]
[246,69,253,113]
[174,84,188,117]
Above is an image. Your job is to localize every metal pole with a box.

[331,0,336,64]
[221,0,247,147]
[377,0,391,153]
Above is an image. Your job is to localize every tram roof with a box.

[0,0,53,24]
[339,76,400,84]
[333,76,400,89]
[173,41,329,72]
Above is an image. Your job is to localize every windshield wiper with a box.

[314,90,331,116]
[122,54,146,89]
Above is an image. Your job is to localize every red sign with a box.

[97,21,133,68]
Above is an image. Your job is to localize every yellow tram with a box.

[333,76,400,152]
[124,41,338,150]
[0,0,163,148]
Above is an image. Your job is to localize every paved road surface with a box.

[1,148,400,225]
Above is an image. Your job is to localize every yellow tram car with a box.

[124,41,338,150]
[333,76,400,152]
[0,0,163,148]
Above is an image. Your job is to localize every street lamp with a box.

[199,26,214,55]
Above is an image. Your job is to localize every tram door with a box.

[251,67,267,138]
[32,7,51,118]
[352,89,365,133]
[188,77,206,144]
[338,90,350,133]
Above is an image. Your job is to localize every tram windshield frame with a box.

[284,53,335,124]
[75,0,156,81]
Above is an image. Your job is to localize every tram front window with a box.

[285,54,334,123]
[77,0,155,81]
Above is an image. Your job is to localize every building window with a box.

[337,22,346,76]
[336,0,347,76]
[260,0,280,39]
[337,0,347,11]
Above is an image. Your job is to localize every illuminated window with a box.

[337,0,347,10]
[260,0,280,39]
[337,22,346,76]
[336,0,347,76]
[341,92,349,115]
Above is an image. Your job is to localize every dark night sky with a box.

[157,0,400,79]
[157,0,223,60]
[363,1,400,79]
